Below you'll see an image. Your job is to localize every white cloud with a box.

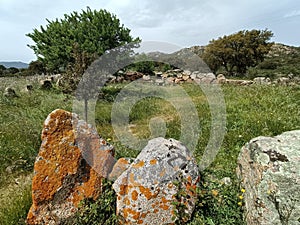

[284,10,300,18]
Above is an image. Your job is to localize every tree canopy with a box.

[27,7,140,73]
[203,29,273,76]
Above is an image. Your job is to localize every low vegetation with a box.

[0,76,299,224]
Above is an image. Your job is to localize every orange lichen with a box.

[150,159,157,165]
[119,184,129,195]
[27,109,111,224]
[132,190,139,201]
[124,197,130,205]
[132,160,145,168]
[139,186,155,200]
[159,204,170,210]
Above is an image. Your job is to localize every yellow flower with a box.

[107,138,112,142]
[212,190,218,197]
[238,202,243,206]
[239,195,243,200]
[241,188,246,193]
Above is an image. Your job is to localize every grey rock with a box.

[237,130,300,225]
[253,77,271,85]
[40,79,52,89]
[3,87,17,97]
[113,137,200,225]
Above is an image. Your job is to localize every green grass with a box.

[0,79,299,224]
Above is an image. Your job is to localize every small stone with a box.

[3,87,17,97]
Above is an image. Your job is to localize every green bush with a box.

[74,179,119,225]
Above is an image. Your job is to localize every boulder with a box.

[3,87,17,97]
[26,109,115,225]
[113,137,200,225]
[237,130,300,225]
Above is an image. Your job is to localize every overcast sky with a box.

[0,0,299,63]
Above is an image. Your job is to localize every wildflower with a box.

[107,138,112,142]
[241,188,246,193]
[238,202,243,206]
[239,195,243,200]
[212,190,218,197]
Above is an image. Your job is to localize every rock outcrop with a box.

[26,109,115,225]
[237,130,300,225]
[113,137,200,225]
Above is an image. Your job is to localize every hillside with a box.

[187,43,300,78]
[0,61,28,69]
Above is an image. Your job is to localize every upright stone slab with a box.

[27,109,115,225]
[237,130,300,225]
[113,137,200,225]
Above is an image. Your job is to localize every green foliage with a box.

[27,60,46,75]
[247,44,300,79]
[27,7,140,73]
[126,54,155,75]
[203,29,273,76]
[186,173,245,225]
[74,179,119,225]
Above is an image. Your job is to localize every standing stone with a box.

[113,137,200,225]
[237,130,300,225]
[26,109,115,225]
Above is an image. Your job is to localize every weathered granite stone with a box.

[113,137,200,225]
[26,109,115,225]
[237,130,300,225]
[108,158,134,181]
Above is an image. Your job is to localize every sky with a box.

[0,0,299,63]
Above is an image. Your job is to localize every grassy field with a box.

[0,77,299,224]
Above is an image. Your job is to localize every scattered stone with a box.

[124,71,143,81]
[276,77,290,86]
[26,109,115,225]
[142,75,151,81]
[113,137,200,225]
[40,79,52,89]
[3,87,17,97]
[26,84,33,91]
[237,130,300,225]
[253,77,271,85]
[217,74,227,84]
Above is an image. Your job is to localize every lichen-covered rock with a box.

[237,130,300,225]
[113,137,200,225]
[108,158,134,181]
[26,109,115,225]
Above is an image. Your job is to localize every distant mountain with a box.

[0,61,29,69]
